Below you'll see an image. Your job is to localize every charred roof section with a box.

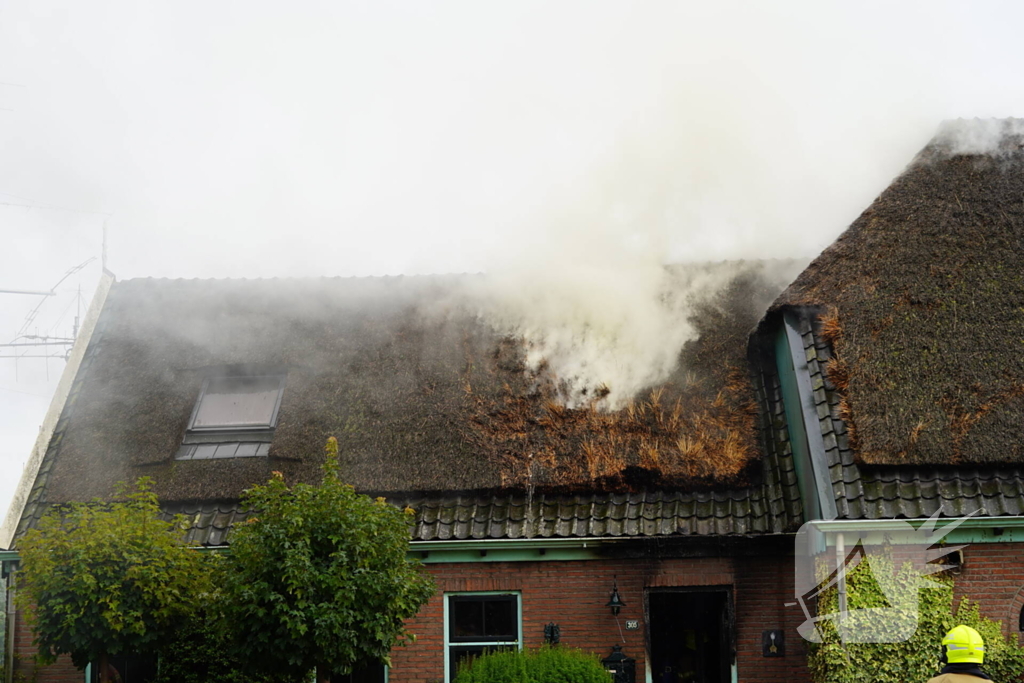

[769,119,1024,466]
[35,264,794,506]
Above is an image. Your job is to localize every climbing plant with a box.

[808,554,1024,683]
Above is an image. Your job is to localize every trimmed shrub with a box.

[453,646,612,683]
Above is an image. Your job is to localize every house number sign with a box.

[625,620,640,630]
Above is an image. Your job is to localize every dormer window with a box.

[175,374,286,460]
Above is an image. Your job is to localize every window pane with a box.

[452,599,484,639]
[213,443,239,458]
[192,444,217,459]
[193,376,281,429]
[450,596,518,642]
[483,599,516,639]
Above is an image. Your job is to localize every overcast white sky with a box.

[3,1,1024,527]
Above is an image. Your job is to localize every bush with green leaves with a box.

[453,646,613,683]
[219,437,436,683]
[808,553,1024,683]
[153,602,280,683]
[14,479,208,683]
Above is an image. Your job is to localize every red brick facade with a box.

[9,609,81,683]
[951,542,1024,638]
[390,554,810,683]
[18,543,1024,683]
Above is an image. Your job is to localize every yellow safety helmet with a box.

[942,625,985,665]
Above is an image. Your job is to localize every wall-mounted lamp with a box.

[606,580,626,616]
[544,622,561,645]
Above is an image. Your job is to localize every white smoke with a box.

[465,247,747,409]
[458,108,807,408]
[933,118,1024,156]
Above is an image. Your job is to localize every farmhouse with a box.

[5,119,1024,683]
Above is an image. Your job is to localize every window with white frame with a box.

[445,592,521,682]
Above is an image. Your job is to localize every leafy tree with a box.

[14,479,208,683]
[220,437,436,683]
[453,646,613,683]
[808,554,1024,682]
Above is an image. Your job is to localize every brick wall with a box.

[390,554,811,683]
[10,608,82,683]
[952,542,1024,639]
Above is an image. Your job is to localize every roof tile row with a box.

[160,483,797,546]
[793,312,1024,521]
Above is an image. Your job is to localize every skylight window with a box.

[176,374,286,460]
[189,375,284,431]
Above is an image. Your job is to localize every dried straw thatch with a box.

[42,264,792,504]
[771,119,1024,466]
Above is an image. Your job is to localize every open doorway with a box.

[646,588,733,683]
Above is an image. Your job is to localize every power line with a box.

[0,199,111,216]
[0,341,74,348]
[14,257,96,341]
[0,386,48,398]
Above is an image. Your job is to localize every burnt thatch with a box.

[771,119,1024,466]
[44,263,793,504]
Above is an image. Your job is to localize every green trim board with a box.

[809,515,1024,546]
[0,538,617,571]
[411,537,616,564]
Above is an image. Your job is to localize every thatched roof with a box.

[41,263,796,505]
[771,119,1024,466]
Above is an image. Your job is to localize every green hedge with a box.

[453,646,612,683]
[808,555,1024,683]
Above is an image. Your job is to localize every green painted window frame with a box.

[443,590,522,683]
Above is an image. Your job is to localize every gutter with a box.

[809,515,1024,533]
[410,536,623,551]
[409,536,626,563]
[807,515,1024,548]
[0,272,115,549]
[0,538,616,569]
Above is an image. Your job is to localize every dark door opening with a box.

[647,589,732,683]
[89,655,157,683]
[335,663,387,683]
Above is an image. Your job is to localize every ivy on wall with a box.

[808,555,1024,683]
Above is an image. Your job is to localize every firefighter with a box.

[926,625,991,682]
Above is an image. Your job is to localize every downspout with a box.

[3,569,14,683]
[836,532,848,627]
